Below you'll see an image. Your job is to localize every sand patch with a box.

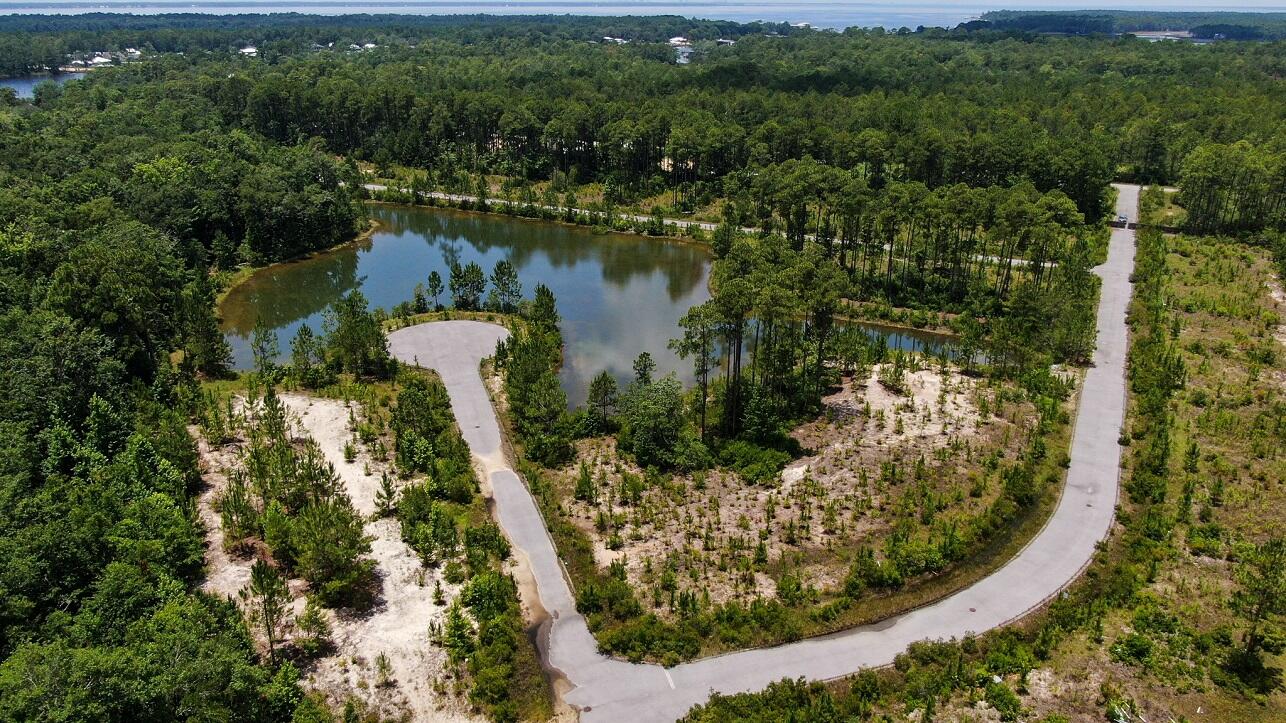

[1269,275,1286,350]
[197,394,479,722]
[195,431,254,601]
[552,365,1033,614]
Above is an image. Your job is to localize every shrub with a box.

[985,680,1023,721]
[717,440,791,485]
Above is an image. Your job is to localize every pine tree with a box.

[574,461,596,503]
[296,595,332,658]
[427,270,444,310]
[443,601,475,664]
[374,472,398,517]
[240,560,290,663]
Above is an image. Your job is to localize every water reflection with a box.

[221,204,711,406]
[221,204,956,406]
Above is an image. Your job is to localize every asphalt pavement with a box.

[386,183,1139,722]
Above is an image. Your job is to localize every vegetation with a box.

[390,372,544,721]
[477,169,1095,660]
[0,11,1282,719]
[494,283,575,467]
[0,20,371,722]
[980,9,1286,39]
[220,387,376,608]
[679,194,1286,719]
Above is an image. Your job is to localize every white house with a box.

[239,46,258,57]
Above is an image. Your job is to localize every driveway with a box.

[386,183,1139,721]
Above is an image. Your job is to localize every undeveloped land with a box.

[197,394,479,722]
[553,363,1037,614]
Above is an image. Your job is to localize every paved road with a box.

[387,184,1138,722]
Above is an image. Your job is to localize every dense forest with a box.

[0,15,367,722]
[0,12,1282,721]
[980,9,1286,39]
[0,14,790,77]
[6,14,1285,202]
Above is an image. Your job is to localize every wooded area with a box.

[0,13,1282,721]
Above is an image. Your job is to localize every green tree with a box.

[181,275,232,377]
[427,270,444,310]
[45,222,182,379]
[251,321,280,382]
[487,259,521,313]
[574,462,597,503]
[289,323,329,388]
[528,283,560,334]
[292,498,374,607]
[632,352,656,386]
[619,374,685,468]
[1232,536,1286,657]
[239,560,291,663]
[443,601,475,665]
[323,291,391,378]
[449,261,486,310]
[670,302,718,440]
[586,370,619,432]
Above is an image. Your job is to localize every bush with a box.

[717,440,792,485]
[1187,522,1225,558]
[985,680,1023,721]
[1110,632,1154,667]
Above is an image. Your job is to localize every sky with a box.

[0,1,1281,32]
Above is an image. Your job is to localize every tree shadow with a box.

[1215,649,1284,697]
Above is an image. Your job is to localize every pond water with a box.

[1,72,87,99]
[220,204,953,405]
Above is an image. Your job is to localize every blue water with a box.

[220,204,954,405]
[6,2,1281,31]
[1,72,87,99]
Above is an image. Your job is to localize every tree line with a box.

[678,193,1286,719]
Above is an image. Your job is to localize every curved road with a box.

[388,184,1139,722]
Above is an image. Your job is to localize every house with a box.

[716,38,736,46]
[89,56,113,67]
[668,36,690,47]
[239,46,257,57]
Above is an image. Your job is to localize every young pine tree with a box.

[239,560,291,663]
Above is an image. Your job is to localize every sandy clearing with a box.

[279,394,477,722]
[195,431,254,601]
[552,364,1026,614]
[784,364,990,494]
[196,394,479,722]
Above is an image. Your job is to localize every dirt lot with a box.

[553,364,1035,614]
[197,394,479,722]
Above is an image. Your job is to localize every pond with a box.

[220,204,954,406]
[1,72,88,99]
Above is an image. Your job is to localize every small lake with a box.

[1,72,87,99]
[221,204,952,405]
